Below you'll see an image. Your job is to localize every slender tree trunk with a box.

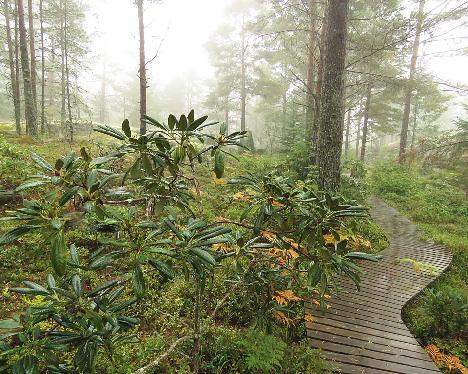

[224,94,229,133]
[49,42,55,108]
[4,0,21,135]
[28,0,37,109]
[317,0,349,191]
[18,0,37,135]
[311,10,327,164]
[355,118,361,158]
[344,108,351,158]
[137,0,147,135]
[240,14,246,132]
[60,0,66,134]
[99,62,107,123]
[411,96,418,149]
[306,0,316,159]
[39,0,45,133]
[64,0,73,142]
[14,0,22,131]
[399,0,425,161]
[359,80,372,161]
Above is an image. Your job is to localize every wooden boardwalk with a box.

[306,197,453,374]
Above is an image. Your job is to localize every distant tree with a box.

[3,0,22,134]
[317,0,349,191]
[399,0,425,161]
[28,0,37,109]
[135,0,146,135]
[17,0,37,135]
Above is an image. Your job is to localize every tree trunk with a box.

[311,10,327,164]
[399,0,425,161]
[317,0,349,191]
[14,0,22,130]
[39,0,45,133]
[4,0,21,135]
[60,0,66,134]
[410,96,418,149]
[28,0,37,109]
[344,108,351,158]
[224,94,229,134]
[17,0,37,135]
[240,14,246,132]
[99,61,107,123]
[137,0,147,135]
[359,80,372,161]
[64,0,73,142]
[306,0,317,160]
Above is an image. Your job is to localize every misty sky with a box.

[83,0,468,104]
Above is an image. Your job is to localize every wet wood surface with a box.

[306,197,452,374]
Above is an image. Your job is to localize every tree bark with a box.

[311,9,327,164]
[60,0,66,134]
[14,0,21,130]
[28,0,37,109]
[224,94,229,134]
[240,14,246,132]
[399,0,425,161]
[39,0,45,133]
[4,0,21,135]
[137,0,147,135]
[359,80,372,161]
[305,0,316,159]
[64,0,73,142]
[17,0,37,135]
[410,96,418,149]
[317,0,349,191]
[344,108,351,158]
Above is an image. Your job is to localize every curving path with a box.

[305,197,453,374]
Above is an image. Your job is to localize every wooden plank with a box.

[322,350,439,374]
[309,338,440,372]
[306,197,453,374]
[308,329,433,362]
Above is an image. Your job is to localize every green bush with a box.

[407,285,467,342]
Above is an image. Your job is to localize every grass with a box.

[370,161,467,372]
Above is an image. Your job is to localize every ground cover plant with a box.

[0,113,381,373]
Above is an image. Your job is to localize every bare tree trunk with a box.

[410,96,418,149]
[359,80,372,161]
[99,61,107,123]
[317,0,349,191]
[64,0,73,142]
[224,94,229,133]
[240,14,246,132]
[305,0,316,159]
[39,0,45,133]
[60,0,66,135]
[17,0,37,135]
[344,108,351,158]
[399,0,425,161]
[28,0,37,109]
[311,10,327,164]
[4,0,21,135]
[137,0,147,135]
[14,0,22,130]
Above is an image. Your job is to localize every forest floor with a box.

[0,127,466,373]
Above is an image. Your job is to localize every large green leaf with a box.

[0,319,21,329]
[132,263,145,298]
[0,225,41,246]
[31,153,53,171]
[15,180,47,192]
[51,232,68,276]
